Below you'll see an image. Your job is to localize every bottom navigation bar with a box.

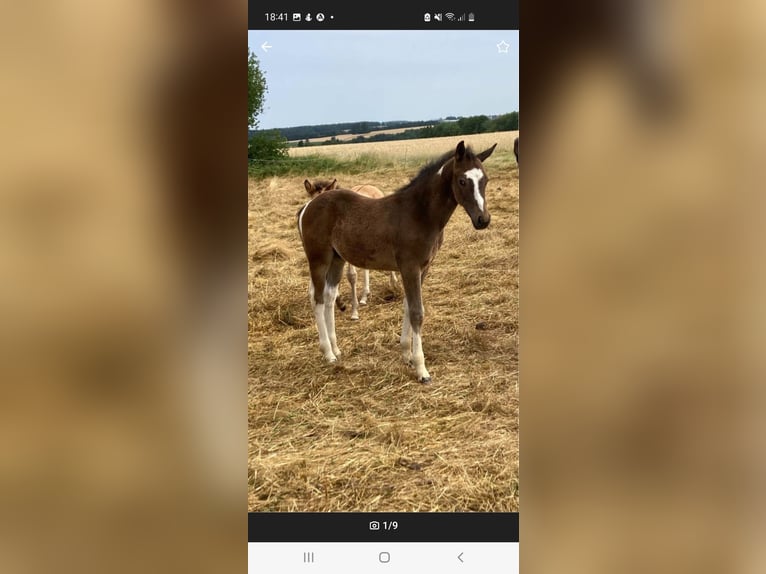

[248,542,518,574]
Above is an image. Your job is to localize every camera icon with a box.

[369,521,380,531]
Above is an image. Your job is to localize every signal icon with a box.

[445,12,455,21]
[457,13,466,21]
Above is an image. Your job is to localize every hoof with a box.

[351,315,360,321]
[419,376,432,384]
[324,354,338,363]
[359,300,368,306]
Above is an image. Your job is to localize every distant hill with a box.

[249,113,518,146]
[249,119,434,142]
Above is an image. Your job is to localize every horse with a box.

[303,178,398,320]
[303,178,338,197]
[514,136,519,164]
[297,140,497,383]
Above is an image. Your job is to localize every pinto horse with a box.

[297,140,496,383]
[303,178,398,320]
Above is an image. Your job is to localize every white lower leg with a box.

[389,272,398,291]
[412,330,431,382]
[313,303,337,362]
[360,269,370,305]
[400,298,412,364]
[324,283,341,356]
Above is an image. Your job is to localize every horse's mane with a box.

[395,145,475,194]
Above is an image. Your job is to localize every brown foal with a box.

[297,140,497,383]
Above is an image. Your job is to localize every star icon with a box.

[497,40,510,54]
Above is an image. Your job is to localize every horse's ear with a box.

[477,143,498,162]
[327,179,338,190]
[304,179,313,194]
[455,140,466,160]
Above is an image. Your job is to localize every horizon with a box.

[250,112,517,133]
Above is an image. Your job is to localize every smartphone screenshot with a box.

[249,2,518,572]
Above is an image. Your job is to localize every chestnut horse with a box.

[296,140,496,383]
[303,178,398,320]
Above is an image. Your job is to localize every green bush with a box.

[248,130,289,161]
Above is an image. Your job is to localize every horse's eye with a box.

[459,178,467,186]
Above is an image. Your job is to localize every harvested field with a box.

[290,125,432,144]
[248,133,519,511]
[289,131,518,166]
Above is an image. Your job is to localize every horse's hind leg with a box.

[359,269,371,305]
[324,255,346,356]
[389,272,399,292]
[346,264,360,320]
[309,260,337,363]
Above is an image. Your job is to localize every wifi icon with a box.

[445,12,455,21]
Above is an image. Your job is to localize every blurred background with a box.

[0,0,246,571]
[522,0,766,572]
[0,0,765,572]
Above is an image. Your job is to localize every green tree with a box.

[247,48,289,162]
[491,112,519,131]
[248,50,266,129]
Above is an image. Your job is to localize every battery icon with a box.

[468,12,475,22]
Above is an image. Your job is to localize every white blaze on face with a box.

[464,168,485,212]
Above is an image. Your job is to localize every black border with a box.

[250,1,518,30]
[248,512,519,543]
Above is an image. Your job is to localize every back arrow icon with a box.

[261,41,272,53]
[457,552,464,563]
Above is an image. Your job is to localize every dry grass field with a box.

[248,131,519,511]
[290,130,518,164]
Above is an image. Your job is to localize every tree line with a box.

[253,119,431,143]
[293,113,518,147]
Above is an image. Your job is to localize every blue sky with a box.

[248,30,519,130]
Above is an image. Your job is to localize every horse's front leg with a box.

[400,269,430,383]
[400,296,412,365]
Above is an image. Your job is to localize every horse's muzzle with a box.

[473,213,491,229]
